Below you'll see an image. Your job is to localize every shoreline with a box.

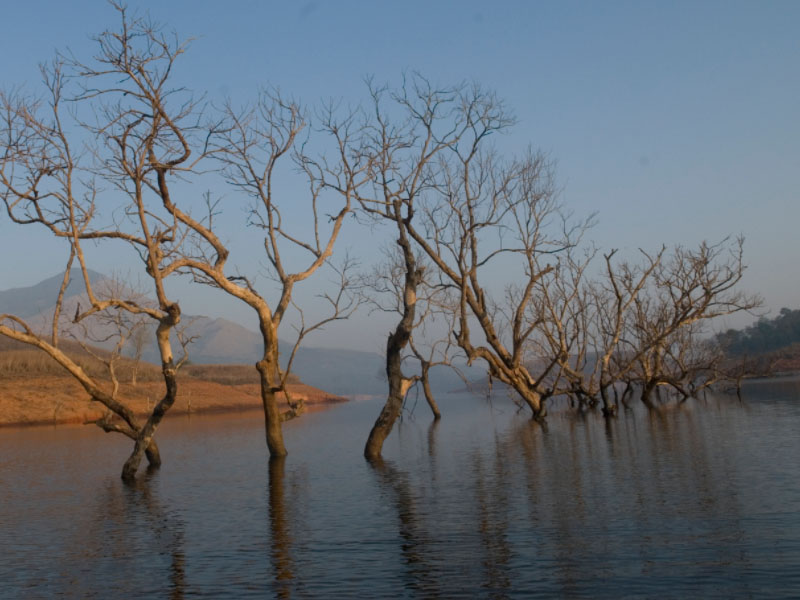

[0,375,348,429]
[0,397,350,430]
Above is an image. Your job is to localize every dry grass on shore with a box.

[0,341,339,427]
[181,364,300,386]
[0,338,299,387]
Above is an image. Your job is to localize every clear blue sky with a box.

[1,1,798,350]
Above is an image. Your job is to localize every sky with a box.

[0,0,798,352]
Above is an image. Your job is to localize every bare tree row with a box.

[0,6,760,474]
[328,77,760,458]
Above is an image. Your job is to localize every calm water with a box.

[1,379,799,598]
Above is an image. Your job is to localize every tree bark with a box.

[364,334,416,460]
[641,380,657,406]
[600,384,618,417]
[420,364,441,421]
[121,360,178,480]
[497,367,547,421]
[258,356,287,458]
[364,263,421,459]
[121,306,181,481]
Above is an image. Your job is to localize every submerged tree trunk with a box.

[513,386,546,420]
[641,380,657,406]
[364,247,423,460]
[94,417,162,467]
[0,322,165,474]
[499,367,546,421]
[258,356,288,458]
[599,360,618,417]
[420,363,441,421]
[600,382,618,417]
[121,360,178,480]
[121,307,181,481]
[253,314,288,458]
[364,332,417,460]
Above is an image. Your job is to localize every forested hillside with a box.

[717,308,800,355]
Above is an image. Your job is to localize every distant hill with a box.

[0,272,481,397]
[715,308,800,376]
[0,269,104,320]
[717,308,800,356]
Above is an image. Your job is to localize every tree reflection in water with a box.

[368,455,444,597]
[504,402,757,596]
[60,471,186,599]
[268,456,294,598]
[2,389,798,597]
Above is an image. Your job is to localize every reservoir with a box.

[1,379,799,598]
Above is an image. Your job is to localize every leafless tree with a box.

[580,247,668,414]
[619,238,761,404]
[313,79,492,458]
[4,3,362,462]
[331,78,760,439]
[151,89,364,458]
[354,243,462,457]
[352,77,585,424]
[407,326,464,422]
[526,244,598,409]
[531,239,760,412]
[0,5,200,479]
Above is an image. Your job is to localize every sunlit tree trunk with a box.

[122,307,181,480]
[364,245,422,460]
[419,362,441,421]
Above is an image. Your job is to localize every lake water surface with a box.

[1,379,799,598]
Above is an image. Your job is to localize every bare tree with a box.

[3,3,362,462]
[148,89,363,457]
[0,5,197,479]
[619,238,761,404]
[407,327,464,422]
[354,244,461,457]
[313,79,488,458]
[526,244,598,409]
[529,238,759,413]
[353,77,585,424]
[582,247,667,414]
[329,77,760,441]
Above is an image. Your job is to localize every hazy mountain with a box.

[1,273,481,397]
[0,269,104,320]
[135,316,390,395]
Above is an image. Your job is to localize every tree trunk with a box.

[600,384,618,417]
[364,304,418,459]
[257,357,287,458]
[364,356,415,460]
[364,241,422,460]
[519,387,546,420]
[121,307,180,481]
[94,414,162,467]
[144,441,161,467]
[501,368,546,421]
[599,362,618,417]
[121,360,178,480]
[420,364,441,420]
[641,380,656,406]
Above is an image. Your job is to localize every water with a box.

[1,378,799,598]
